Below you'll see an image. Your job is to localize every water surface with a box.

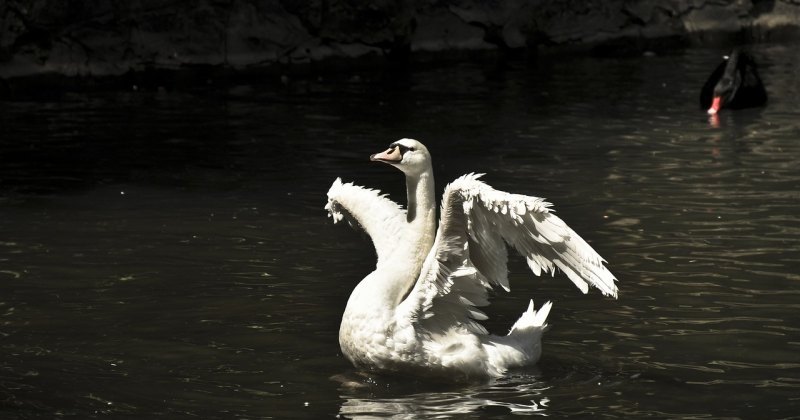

[1,44,799,418]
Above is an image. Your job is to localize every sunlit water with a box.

[1,44,799,418]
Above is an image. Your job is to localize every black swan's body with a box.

[700,50,767,114]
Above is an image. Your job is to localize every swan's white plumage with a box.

[325,177,406,266]
[397,173,616,331]
[326,139,617,381]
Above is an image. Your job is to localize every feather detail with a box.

[332,139,618,380]
[398,173,617,339]
[326,178,407,266]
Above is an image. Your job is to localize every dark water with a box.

[1,44,799,418]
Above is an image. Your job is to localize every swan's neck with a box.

[351,169,436,310]
[406,170,434,222]
[384,169,436,305]
[404,169,436,262]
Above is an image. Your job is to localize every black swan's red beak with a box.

[707,96,722,115]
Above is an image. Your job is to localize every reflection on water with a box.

[338,373,549,418]
[1,44,799,418]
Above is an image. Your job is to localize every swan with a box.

[325,138,618,381]
[700,49,767,115]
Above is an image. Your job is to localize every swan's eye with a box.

[395,144,414,154]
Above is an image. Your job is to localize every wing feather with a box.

[325,178,406,265]
[398,173,618,335]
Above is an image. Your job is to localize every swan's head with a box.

[370,138,431,176]
[708,51,741,115]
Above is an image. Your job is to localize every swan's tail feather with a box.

[508,299,552,337]
[486,299,552,376]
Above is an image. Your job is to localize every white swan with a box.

[325,138,618,381]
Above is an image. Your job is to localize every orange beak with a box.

[370,147,403,163]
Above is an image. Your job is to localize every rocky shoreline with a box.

[1,0,799,91]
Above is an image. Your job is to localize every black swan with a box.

[700,50,767,115]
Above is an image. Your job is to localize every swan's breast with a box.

[339,306,424,370]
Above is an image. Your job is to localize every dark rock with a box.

[0,0,798,85]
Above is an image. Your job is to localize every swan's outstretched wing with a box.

[398,173,617,334]
[325,177,407,265]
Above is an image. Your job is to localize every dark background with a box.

[1,0,799,93]
[1,2,800,419]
